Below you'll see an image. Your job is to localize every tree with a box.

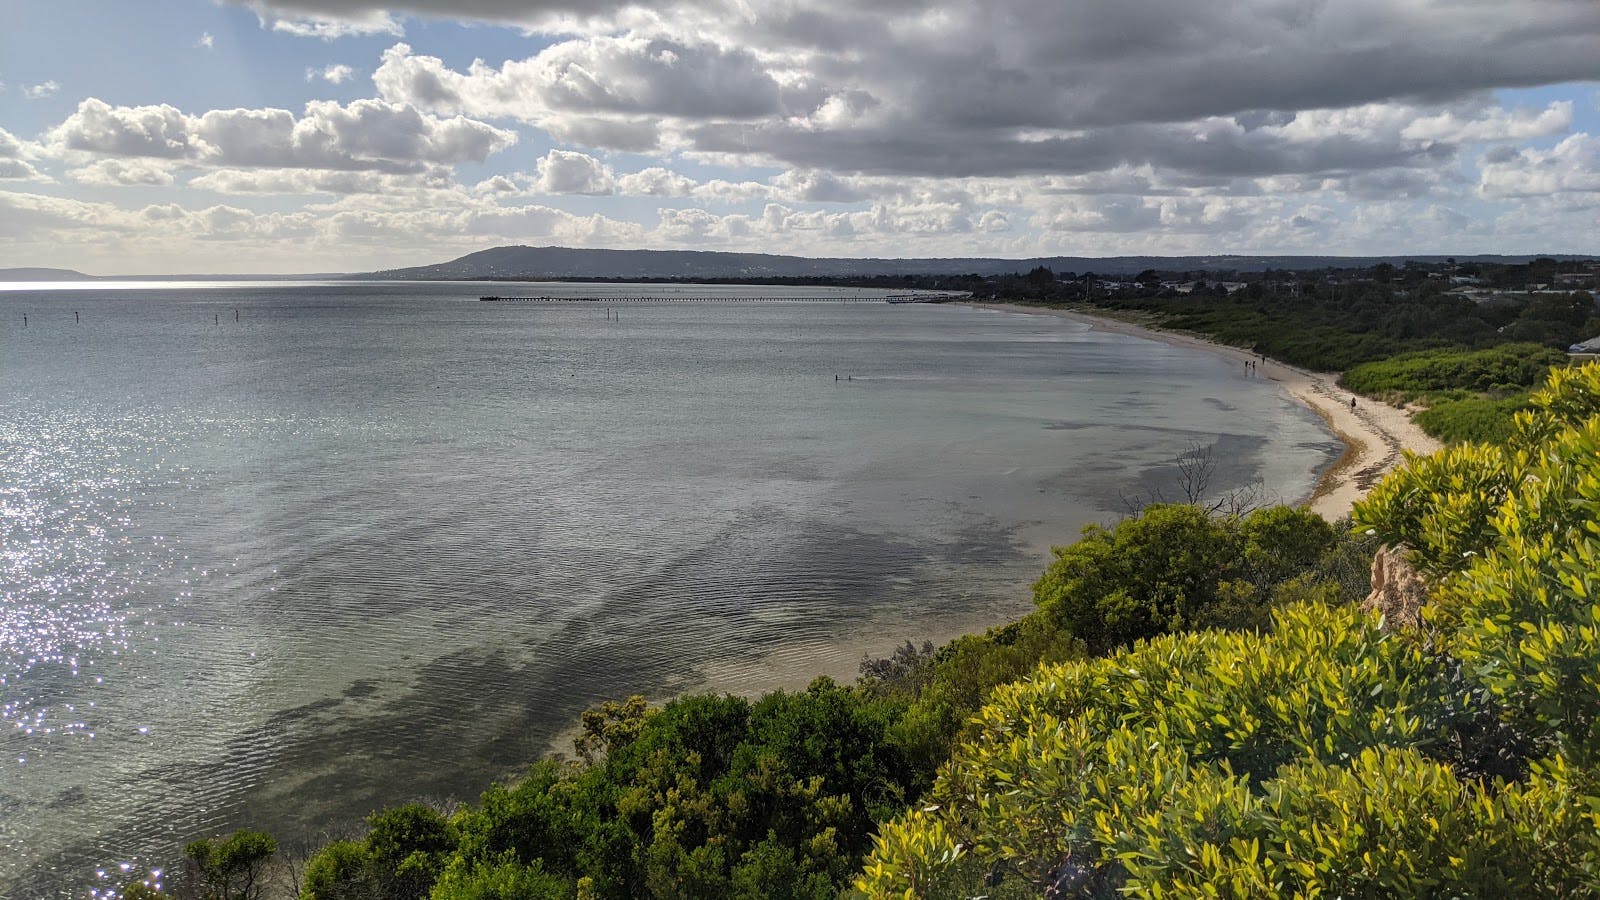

[1032,504,1244,653]
[184,830,277,900]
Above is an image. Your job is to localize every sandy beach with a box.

[969,303,1442,521]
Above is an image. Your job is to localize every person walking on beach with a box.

[1350,397,1357,410]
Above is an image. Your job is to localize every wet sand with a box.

[968,303,1441,521]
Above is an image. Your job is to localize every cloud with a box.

[68,159,179,187]
[48,99,201,158]
[0,159,45,180]
[198,32,215,49]
[45,97,517,173]
[373,38,786,151]
[1479,133,1600,198]
[1403,101,1573,145]
[0,127,47,181]
[238,0,665,35]
[189,167,451,194]
[16,0,1600,270]
[334,1,1600,183]
[24,81,61,100]
[250,4,404,38]
[531,149,615,194]
[307,64,357,84]
[614,166,696,197]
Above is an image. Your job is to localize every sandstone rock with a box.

[1361,545,1429,630]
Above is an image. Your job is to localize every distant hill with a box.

[0,267,93,281]
[365,246,1594,281]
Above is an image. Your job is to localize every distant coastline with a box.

[968,302,1441,520]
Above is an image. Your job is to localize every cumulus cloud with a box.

[1479,133,1600,198]
[529,149,613,194]
[198,32,215,49]
[0,128,47,181]
[68,159,179,187]
[372,38,786,151]
[307,64,357,84]
[239,0,670,36]
[250,4,404,38]
[24,81,61,100]
[614,166,696,197]
[189,167,451,194]
[45,97,516,172]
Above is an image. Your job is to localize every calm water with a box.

[0,281,1339,896]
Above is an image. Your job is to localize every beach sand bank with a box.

[968,303,1442,521]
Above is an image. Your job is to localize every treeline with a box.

[1082,282,1595,372]
[134,506,1373,899]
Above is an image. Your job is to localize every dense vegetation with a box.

[860,361,1600,896]
[1336,344,1571,443]
[1339,344,1572,404]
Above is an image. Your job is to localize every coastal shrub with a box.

[1359,360,1600,760]
[1357,385,1600,753]
[428,856,572,900]
[183,829,277,900]
[1340,343,1568,404]
[1414,394,1534,444]
[873,613,1082,780]
[424,679,919,899]
[856,603,1600,897]
[1031,503,1354,653]
[297,804,456,900]
[857,603,1475,894]
[301,840,375,899]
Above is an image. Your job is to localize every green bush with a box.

[185,829,277,900]
[1032,504,1354,653]
[1415,394,1535,444]
[858,602,1600,897]
[871,613,1081,780]
[430,855,572,900]
[1340,344,1568,404]
[302,840,374,899]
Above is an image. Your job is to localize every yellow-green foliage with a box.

[860,361,1600,898]
[857,604,1496,896]
[1339,343,1569,405]
[1358,360,1600,751]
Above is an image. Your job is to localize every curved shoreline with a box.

[966,302,1442,521]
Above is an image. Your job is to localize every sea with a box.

[0,280,1340,896]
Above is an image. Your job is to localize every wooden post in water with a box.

[215,313,219,326]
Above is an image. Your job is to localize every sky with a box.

[0,1,1598,274]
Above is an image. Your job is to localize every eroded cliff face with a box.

[1361,545,1430,630]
